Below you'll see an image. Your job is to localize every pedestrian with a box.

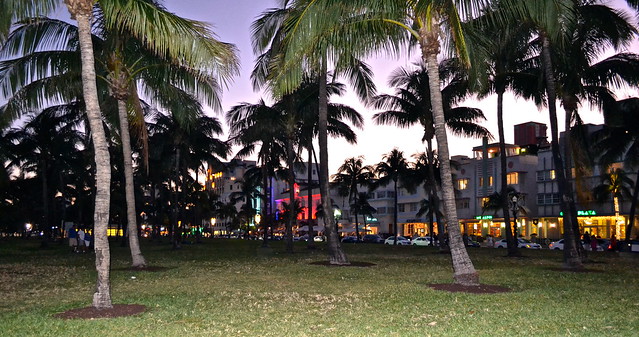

[67,225,78,253]
[583,231,590,244]
[590,236,598,251]
[84,230,92,251]
[77,227,86,253]
[609,234,617,251]
[485,234,494,248]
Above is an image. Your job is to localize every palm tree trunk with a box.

[626,167,639,242]
[354,200,360,241]
[171,149,181,249]
[393,180,399,245]
[40,159,51,247]
[420,26,478,285]
[117,100,147,268]
[426,140,445,250]
[318,62,348,265]
[562,101,586,261]
[541,36,582,269]
[497,91,519,257]
[306,145,316,249]
[68,2,113,309]
[285,134,296,254]
[261,163,269,247]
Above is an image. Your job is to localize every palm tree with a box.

[1,7,238,267]
[4,105,84,244]
[350,192,377,236]
[251,2,373,264]
[148,112,229,248]
[594,98,639,241]
[493,0,638,268]
[374,149,412,245]
[280,0,492,284]
[593,169,634,238]
[331,157,373,240]
[227,99,287,247]
[373,63,491,249]
[412,152,444,248]
[466,11,541,257]
[2,0,239,308]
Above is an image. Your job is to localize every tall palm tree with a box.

[331,157,373,240]
[468,11,540,257]
[280,0,491,284]
[1,7,238,267]
[227,99,287,247]
[373,63,490,249]
[2,0,239,308]
[495,0,638,268]
[594,98,639,241]
[374,149,411,245]
[252,1,373,264]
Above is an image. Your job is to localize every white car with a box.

[548,239,603,251]
[494,238,542,249]
[412,236,433,246]
[384,236,411,245]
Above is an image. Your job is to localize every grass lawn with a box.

[1,237,638,337]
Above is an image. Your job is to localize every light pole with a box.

[509,194,523,238]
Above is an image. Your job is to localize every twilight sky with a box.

[163,0,638,172]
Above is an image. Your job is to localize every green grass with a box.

[1,238,638,337]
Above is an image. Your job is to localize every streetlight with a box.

[509,193,523,238]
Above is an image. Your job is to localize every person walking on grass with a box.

[77,227,86,253]
[67,225,78,253]
[590,236,598,252]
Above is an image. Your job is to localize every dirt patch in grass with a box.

[54,304,146,319]
[309,261,376,267]
[428,283,511,294]
[112,266,171,272]
[548,267,604,273]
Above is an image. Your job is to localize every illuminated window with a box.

[481,197,490,207]
[549,170,556,180]
[479,177,493,187]
[457,178,469,190]
[507,172,519,185]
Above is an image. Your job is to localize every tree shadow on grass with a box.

[428,284,511,294]
[309,261,376,267]
[54,304,146,319]
[112,266,172,272]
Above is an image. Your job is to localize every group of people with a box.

[67,224,92,253]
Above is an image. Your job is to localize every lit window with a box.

[549,170,556,180]
[457,178,469,190]
[507,172,519,185]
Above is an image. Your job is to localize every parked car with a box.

[466,239,481,248]
[412,236,433,246]
[384,236,411,245]
[549,239,604,251]
[617,240,639,252]
[362,234,384,243]
[313,235,325,242]
[341,236,360,243]
[494,238,542,249]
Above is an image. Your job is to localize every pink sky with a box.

[163,0,638,172]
